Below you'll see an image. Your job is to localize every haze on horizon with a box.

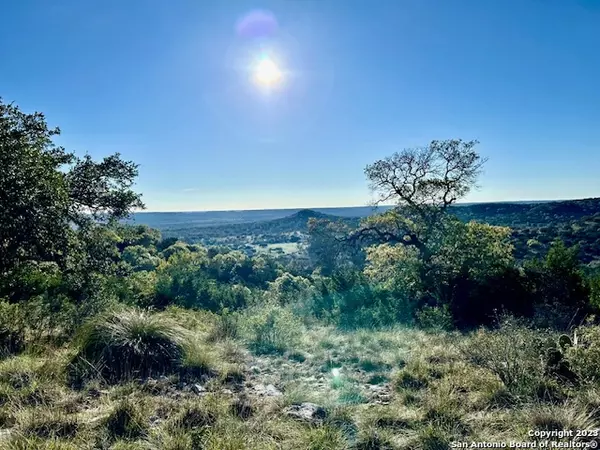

[2,0,599,212]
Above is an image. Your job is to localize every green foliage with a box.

[209,309,241,342]
[589,274,600,310]
[0,293,86,350]
[103,399,147,441]
[121,245,160,272]
[307,218,364,276]
[0,100,73,280]
[461,319,555,400]
[207,251,252,284]
[311,270,416,329]
[416,305,453,331]
[361,217,520,329]
[71,309,188,383]
[243,303,303,354]
[0,302,27,357]
[566,325,600,383]
[525,240,590,329]
[0,99,144,299]
[266,273,313,305]
[114,270,158,307]
[161,241,192,260]
[18,409,79,439]
[154,251,255,311]
[433,220,515,281]
[115,224,161,250]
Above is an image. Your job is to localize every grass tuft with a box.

[17,409,79,439]
[102,398,147,441]
[70,309,189,383]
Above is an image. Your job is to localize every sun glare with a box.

[254,58,282,87]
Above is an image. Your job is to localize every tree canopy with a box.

[0,98,144,299]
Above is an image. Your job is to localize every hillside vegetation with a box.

[141,200,600,268]
[2,99,600,449]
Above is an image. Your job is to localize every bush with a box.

[525,241,590,330]
[70,309,189,383]
[311,274,415,329]
[416,305,454,331]
[0,295,82,352]
[154,255,252,311]
[0,301,27,357]
[243,303,303,355]
[461,319,553,400]
[266,273,313,305]
[208,309,241,342]
[448,267,534,329]
[566,325,600,383]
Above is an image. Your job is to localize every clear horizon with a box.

[3,0,600,211]
[139,197,584,214]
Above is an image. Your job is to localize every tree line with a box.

[1,98,600,354]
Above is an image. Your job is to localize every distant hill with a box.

[129,205,389,230]
[156,209,359,243]
[263,209,359,231]
[130,199,600,234]
[450,197,600,227]
[129,198,600,264]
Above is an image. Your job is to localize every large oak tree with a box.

[0,98,144,299]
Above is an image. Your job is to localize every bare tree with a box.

[365,139,485,211]
[348,139,487,260]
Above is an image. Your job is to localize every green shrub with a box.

[334,284,415,329]
[0,302,27,357]
[566,325,600,383]
[243,304,303,355]
[70,309,188,383]
[461,320,553,400]
[208,309,241,342]
[0,295,83,352]
[416,305,454,331]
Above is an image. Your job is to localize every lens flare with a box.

[236,10,278,39]
[254,57,282,86]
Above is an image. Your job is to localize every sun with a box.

[254,57,282,87]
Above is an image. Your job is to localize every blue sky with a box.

[2,0,599,211]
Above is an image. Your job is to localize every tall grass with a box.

[70,309,189,383]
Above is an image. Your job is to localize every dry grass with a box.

[2,311,600,449]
